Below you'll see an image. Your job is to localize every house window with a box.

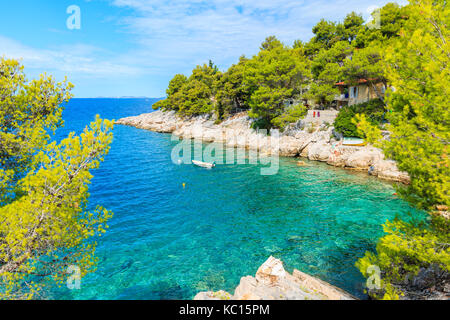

[350,87,359,98]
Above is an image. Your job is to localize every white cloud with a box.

[0,36,141,79]
[110,0,407,72]
[0,0,409,96]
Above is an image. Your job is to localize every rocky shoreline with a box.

[194,257,356,300]
[116,110,410,184]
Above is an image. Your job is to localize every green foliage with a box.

[342,12,365,42]
[381,0,450,210]
[354,3,408,49]
[245,36,309,127]
[293,39,305,51]
[259,36,284,51]
[342,45,387,102]
[152,74,188,111]
[208,60,219,74]
[152,98,169,111]
[0,59,114,300]
[356,0,450,299]
[306,82,339,106]
[356,0,450,211]
[154,3,406,122]
[155,35,312,127]
[0,59,73,205]
[154,64,219,116]
[306,40,353,105]
[177,79,214,116]
[271,104,308,131]
[333,99,385,137]
[311,41,352,79]
[356,215,450,299]
[305,19,340,55]
[305,12,363,57]
[190,63,219,88]
[214,56,251,119]
[247,86,293,128]
[167,74,188,97]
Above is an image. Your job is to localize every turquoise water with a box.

[52,99,424,300]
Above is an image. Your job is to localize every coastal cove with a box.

[117,110,410,184]
[51,99,425,300]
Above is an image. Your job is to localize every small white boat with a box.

[342,138,366,147]
[192,160,216,169]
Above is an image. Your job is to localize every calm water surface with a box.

[51,98,424,300]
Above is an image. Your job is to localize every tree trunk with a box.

[370,81,386,105]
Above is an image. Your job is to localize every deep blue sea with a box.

[51,98,424,300]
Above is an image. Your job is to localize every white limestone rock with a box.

[195,257,356,301]
[117,111,410,183]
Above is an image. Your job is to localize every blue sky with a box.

[0,0,406,97]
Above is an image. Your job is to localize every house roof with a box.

[336,78,378,86]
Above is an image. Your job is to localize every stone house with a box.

[335,79,386,108]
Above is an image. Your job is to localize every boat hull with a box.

[192,160,215,168]
[342,138,366,147]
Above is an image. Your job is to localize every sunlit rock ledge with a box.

[193,256,356,300]
[116,110,410,184]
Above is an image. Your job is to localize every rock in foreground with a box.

[194,257,356,300]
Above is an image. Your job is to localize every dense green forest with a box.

[153,2,408,131]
